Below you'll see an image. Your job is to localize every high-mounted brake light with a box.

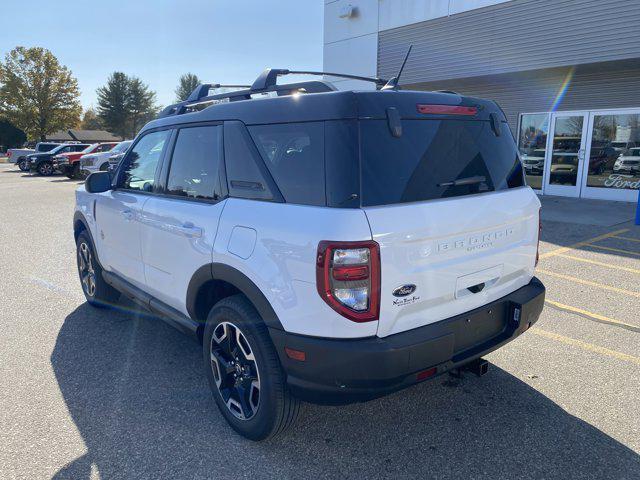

[416,104,477,116]
[316,241,380,322]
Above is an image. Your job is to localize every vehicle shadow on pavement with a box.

[51,302,640,480]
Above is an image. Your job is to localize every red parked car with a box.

[52,142,117,178]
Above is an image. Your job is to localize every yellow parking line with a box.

[611,235,640,244]
[539,228,629,260]
[587,244,640,257]
[544,299,639,331]
[537,268,640,298]
[555,253,640,274]
[530,328,640,366]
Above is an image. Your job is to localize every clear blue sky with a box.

[0,0,323,110]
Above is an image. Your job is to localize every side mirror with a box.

[85,171,112,193]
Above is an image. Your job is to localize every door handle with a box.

[174,222,203,238]
[121,209,134,221]
[578,149,585,161]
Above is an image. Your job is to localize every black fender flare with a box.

[73,211,104,269]
[186,263,284,331]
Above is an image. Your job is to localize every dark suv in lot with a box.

[28,143,90,176]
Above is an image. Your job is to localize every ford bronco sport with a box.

[73,68,545,440]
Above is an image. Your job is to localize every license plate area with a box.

[452,302,509,354]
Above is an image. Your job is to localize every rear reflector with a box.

[332,265,369,281]
[416,367,438,381]
[417,104,477,116]
[284,347,306,362]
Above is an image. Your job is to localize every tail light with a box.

[316,240,380,322]
[7,151,11,158]
[535,208,542,267]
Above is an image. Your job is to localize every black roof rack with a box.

[250,68,387,91]
[157,68,388,119]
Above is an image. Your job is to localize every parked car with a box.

[73,70,545,440]
[28,143,90,176]
[80,140,132,176]
[53,142,118,179]
[8,142,60,171]
[521,148,545,175]
[614,147,640,175]
[549,152,579,184]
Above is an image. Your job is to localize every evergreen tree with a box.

[127,77,156,137]
[175,73,201,102]
[96,72,130,139]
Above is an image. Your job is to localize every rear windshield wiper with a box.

[437,175,487,187]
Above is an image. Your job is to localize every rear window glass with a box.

[248,122,325,206]
[360,119,524,206]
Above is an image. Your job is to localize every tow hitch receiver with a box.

[464,358,489,377]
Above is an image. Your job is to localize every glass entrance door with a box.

[543,113,589,197]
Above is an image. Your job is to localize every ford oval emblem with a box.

[393,284,416,297]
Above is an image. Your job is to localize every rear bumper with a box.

[270,277,545,404]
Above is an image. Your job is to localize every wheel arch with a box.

[187,263,284,333]
[73,211,104,269]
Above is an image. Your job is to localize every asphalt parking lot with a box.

[0,163,639,480]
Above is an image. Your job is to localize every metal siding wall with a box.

[378,0,640,85]
[406,63,640,132]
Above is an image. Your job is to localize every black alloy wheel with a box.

[209,321,261,421]
[77,240,97,298]
[38,162,53,176]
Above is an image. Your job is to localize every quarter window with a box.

[166,125,222,200]
[249,122,325,206]
[224,121,276,201]
[121,130,170,192]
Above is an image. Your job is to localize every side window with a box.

[166,125,222,200]
[248,122,325,206]
[59,146,71,154]
[120,130,170,192]
[224,121,276,201]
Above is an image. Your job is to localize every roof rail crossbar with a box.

[251,68,387,91]
[185,83,252,102]
[156,79,338,119]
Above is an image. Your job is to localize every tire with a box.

[37,161,54,176]
[18,158,28,171]
[76,231,119,308]
[99,162,109,172]
[65,164,78,179]
[203,295,300,441]
[70,163,80,179]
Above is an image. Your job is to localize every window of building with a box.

[587,113,640,191]
[166,125,222,200]
[517,113,549,190]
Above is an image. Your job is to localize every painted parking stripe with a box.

[530,328,640,366]
[537,269,640,299]
[539,228,629,260]
[544,299,640,332]
[555,253,640,274]
[611,235,640,244]
[586,244,640,257]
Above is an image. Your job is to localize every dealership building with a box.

[324,0,640,202]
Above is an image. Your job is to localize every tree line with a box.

[0,46,202,143]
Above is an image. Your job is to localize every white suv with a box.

[79,140,132,176]
[73,70,545,440]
